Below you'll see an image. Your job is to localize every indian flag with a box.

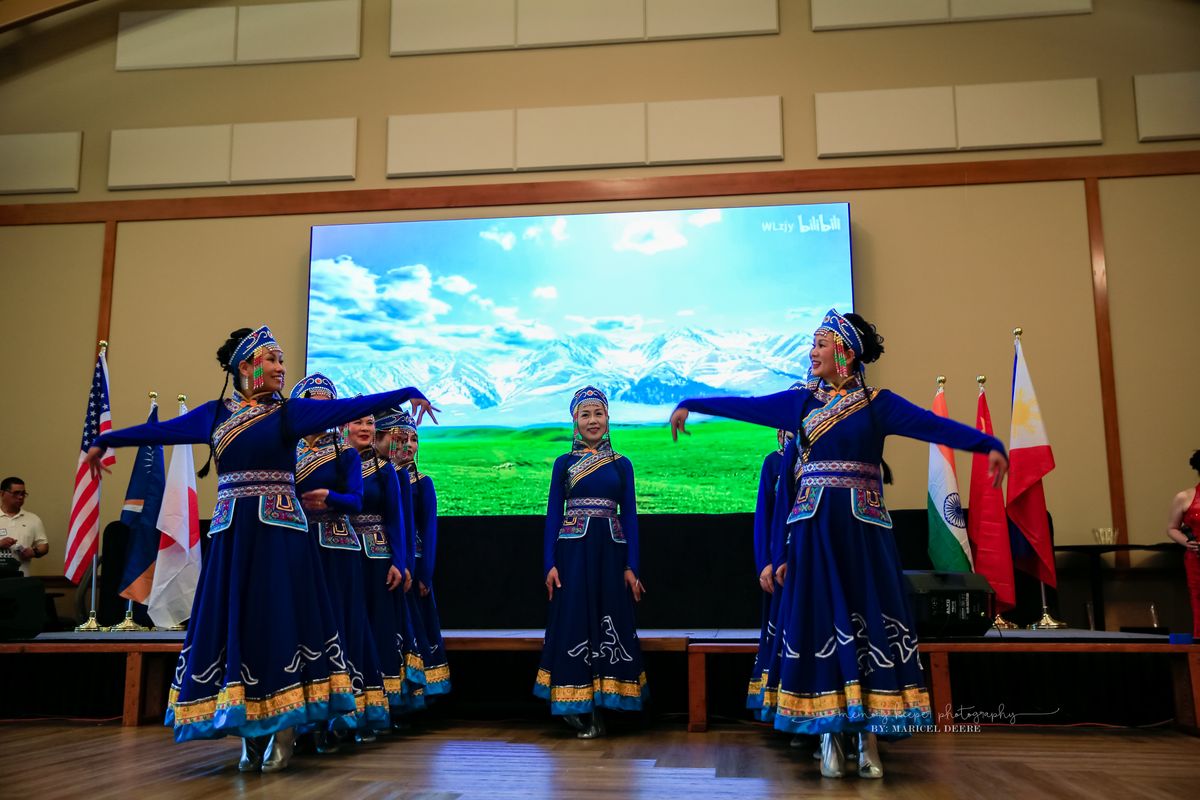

[928,382,973,571]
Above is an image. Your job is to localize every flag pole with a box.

[111,392,158,633]
[154,394,190,632]
[75,340,110,633]
[979,372,1019,631]
[1028,582,1068,630]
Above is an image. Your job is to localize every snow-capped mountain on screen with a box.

[319,327,811,425]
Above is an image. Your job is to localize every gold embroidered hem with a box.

[424,663,451,685]
[774,683,930,719]
[168,671,354,726]
[536,668,648,703]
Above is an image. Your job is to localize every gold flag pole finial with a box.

[98,340,108,355]
[936,375,946,387]
[149,391,158,400]
[1012,327,1023,338]
[977,375,986,385]
[177,394,187,403]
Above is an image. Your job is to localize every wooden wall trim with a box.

[1084,177,1130,569]
[2,150,1198,226]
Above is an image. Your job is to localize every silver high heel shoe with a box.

[818,732,845,778]
[857,732,883,779]
[261,727,296,773]
[577,708,607,739]
[238,736,268,772]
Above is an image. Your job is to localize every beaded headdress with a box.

[231,326,283,394]
[570,386,612,454]
[570,385,608,417]
[813,308,864,381]
[289,373,337,401]
[375,408,417,461]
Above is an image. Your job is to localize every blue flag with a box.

[118,403,166,602]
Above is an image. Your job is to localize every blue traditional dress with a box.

[393,462,434,707]
[352,444,426,712]
[535,387,647,715]
[290,375,389,732]
[398,460,451,698]
[91,367,426,742]
[677,313,1003,738]
[746,441,786,717]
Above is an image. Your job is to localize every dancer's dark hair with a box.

[197,328,253,478]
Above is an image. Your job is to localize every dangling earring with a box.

[388,435,399,461]
[251,350,265,392]
[339,425,349,447]
[833,336,850,380]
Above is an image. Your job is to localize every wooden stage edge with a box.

[3,631,1198,735]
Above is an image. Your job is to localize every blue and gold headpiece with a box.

[375,408,416,433]
[231,325,283,394]
[290,373,336,400]
[570,385,608,417]
[813,308,863,380]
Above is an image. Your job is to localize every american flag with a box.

[65,348,116,584]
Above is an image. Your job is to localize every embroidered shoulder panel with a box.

[801,387,878,445]
[213,401,281,459]
[295,442,338,484]
[566,451,622,493]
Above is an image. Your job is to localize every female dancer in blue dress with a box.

[747,429,790,718]
[670,310,1007,778]
[535,386,646,739]
[391,412,451,700]
[290,373,389,750]
[84,326,435,772]
[357,411,427,721]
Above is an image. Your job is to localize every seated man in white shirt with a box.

[0,477,49,576]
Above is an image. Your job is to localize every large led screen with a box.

[307,203,852,514]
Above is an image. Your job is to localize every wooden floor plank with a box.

[1,721,1197,799]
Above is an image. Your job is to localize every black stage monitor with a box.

[903,570,994,638]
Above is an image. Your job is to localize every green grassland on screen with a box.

[415,421,779,516]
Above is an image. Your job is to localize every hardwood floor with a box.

[2,719,1197,799]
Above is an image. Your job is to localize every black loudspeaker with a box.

[903,570,994,638]
[0,577,46,641]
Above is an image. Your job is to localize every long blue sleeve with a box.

[415,478,438,588]
[677,389,809,432]
[378,465,407,574]
[398,473,417,575]
[876,390,1005,456]
[285,387,428,439]
[616,457,640,576]
[543,455,569,577]
[771,438,799,568]
[91,401,220,449]
[323,447,363,514]
[752,452,781,574]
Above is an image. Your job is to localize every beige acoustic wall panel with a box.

[0,132,82,194]
[237,0,361,64]
[950,0,1091,21]
[116,8,237,70]
[646,0,778,40]
[647,96,782,164]
[387,110,515,176]
[230,118,357,184]
[391,0,516,54]
[516,0,643,47]
[516,103,645,170]
[1134,71,1200,142]
[955,78,1101,150]
[108,125,232,189]
[815,86,956,157]
[811,0,948,30]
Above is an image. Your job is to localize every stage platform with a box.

[3,628,1197,735]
